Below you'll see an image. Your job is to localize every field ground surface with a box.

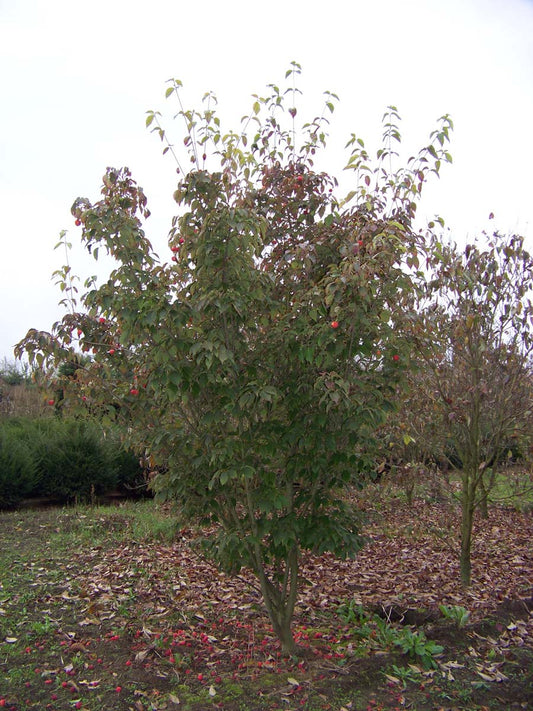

[0,481,531,710]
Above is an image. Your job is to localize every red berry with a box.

[75,218,82,226]
[393,354,400,361]
[171,245,179,252]
[179,237,185,244]
[99,317,106,323]
[108,348,116,355]
[171,256,177,262]
[130,388,139,396]
[47,399,55,406]
[115,685,122,693]
[331,321,339,329]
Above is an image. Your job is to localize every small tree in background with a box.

[16,65,452,653]
[376,367,449,505]
[408,233,533,585]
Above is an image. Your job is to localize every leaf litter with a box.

[0,497,531,709]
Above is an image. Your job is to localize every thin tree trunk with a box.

[478,477,489,519]
[460,472,475,586]
[243,479,300,655]
[257,546,299,655]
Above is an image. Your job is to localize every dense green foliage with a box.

[0,424,39,507]
[0,417,145,508]
[16,66,454,651]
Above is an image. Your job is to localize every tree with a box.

[408,232,533,585]
[16,65,452,653]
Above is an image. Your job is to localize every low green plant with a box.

[394,628,444,669]
[30,616,56,635]
[338,601,443,663]
[374,615,403,647]
[439,604,470,628]
[385,663,423,688]
[337,600,368,625]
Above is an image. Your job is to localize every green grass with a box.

[485,466,533,511]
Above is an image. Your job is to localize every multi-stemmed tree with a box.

[16,66,452,652]
[408,232,533,585]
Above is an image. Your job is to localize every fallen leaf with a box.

[135,649,151,662]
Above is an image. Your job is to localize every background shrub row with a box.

[0,417,147,509]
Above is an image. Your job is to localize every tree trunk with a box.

[269,608,298,656]
[460,473,475,586]
[253,545,300,656]
[478,477,489,519]
[478,467,496,519]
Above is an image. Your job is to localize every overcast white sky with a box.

[1,0,533,364]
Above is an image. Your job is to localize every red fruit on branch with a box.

[47,399,55,406]
[108,349,116,355]
[75,219,82,226]
[130,388,139,396]
[331,321,339,329]
[393,354,400,361]
[99,317,106,323]
[171,246,179,253]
